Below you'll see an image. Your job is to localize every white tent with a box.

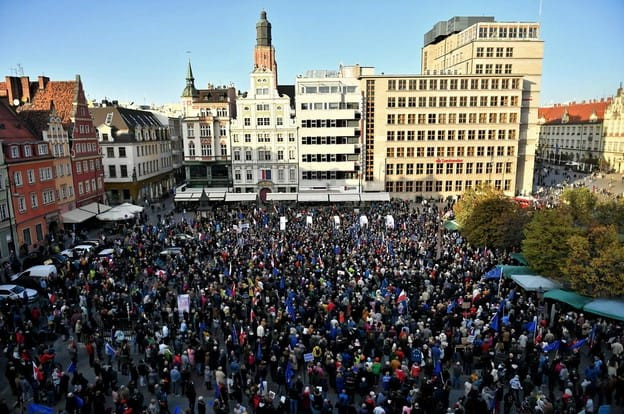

[510,274,561,292]
[97,208,135,221]
[61,208,96,224]
[116,202,144,214]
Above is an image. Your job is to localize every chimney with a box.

[20,76,31,103]
[38,76,49,90]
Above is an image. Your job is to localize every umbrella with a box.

[116,202,144,214]
[97,208,135,221]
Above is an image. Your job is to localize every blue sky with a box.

[1,0,622,106]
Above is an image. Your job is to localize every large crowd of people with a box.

[0,199,622,414]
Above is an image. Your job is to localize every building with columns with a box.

[230,11,298,199]
[295,65,372,193]
[421,17,543,195]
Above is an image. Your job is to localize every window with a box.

[486,47,494,57]
[504,64,512,74]
[107,147,115,158]
[244,118,251,126]
[257,117,270,126]
[85,180,90,193]
[288,133,295,142]
[200,123,211,137]
[43,190,55,204]
[17,196,26,212]
[10,146,19,158]
[506,47,513,57]
[187,123,195,137]
[30,193,38,208]
[475,64,483,74]
[476,47,484,57]
[39,167,53,181]
[108,165,116,178]
[27,169,35,184]
[120,165,128,178]
[277,150,284,160]
[14,171,23,186]
[38,144,48,155]
[24,146,32,157]
[201,143,211,156]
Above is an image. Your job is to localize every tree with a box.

[564,225,624,297]
[462,197,529,250]
[522,208,577,280]
[454,185,506,227]
[560,187,597,226]
[594,199,624,233]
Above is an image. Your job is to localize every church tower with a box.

[181,60,198,99]
[254,10,278,85]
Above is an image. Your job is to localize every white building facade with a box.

[230,11,298,198]
[295,65,372,193]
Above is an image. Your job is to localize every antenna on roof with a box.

[17,64,24,76]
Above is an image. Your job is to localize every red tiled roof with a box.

[22,81,78,126]
[539,100,611,125]
[0,100,39,142]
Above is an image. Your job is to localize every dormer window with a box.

[38,144,49,155]
[10,146,19,158]
[24,145,32,157]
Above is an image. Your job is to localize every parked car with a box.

[0,284,39,303]
[11,265,57,281]
[173,233,194,244]
[160,247,182,256]
[60,244,95,259]
[44,254,69,268]
[98,248,115,258]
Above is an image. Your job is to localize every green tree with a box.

[560,187,597,226]
[462,197,529,250]
[522,208,577,279]
[454,185,505,227]
[594,199,624,233]
[564,225,624,297]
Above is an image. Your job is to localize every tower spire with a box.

[256,10,272,47]
[182,60,198,98]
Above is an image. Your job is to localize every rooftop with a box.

[539,99,612,125]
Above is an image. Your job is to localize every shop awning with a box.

[61,208,96,224]
[208,192,225,201]
[583,298,624,322]
[543,289,593,310]
[511,252,529,265]
[360,192,390,202]
[444,220,460,231]
[174,193,197,202]
[298,193,329,203]
[500,265,536,279]
[225,193,257,202]
[266,193,298,201]
[510,274,561,292]
[329,193,360,202]
[79,202,112,214]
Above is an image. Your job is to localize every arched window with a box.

[188,141,195,156]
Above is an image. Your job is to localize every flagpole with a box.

[532,315,538,344]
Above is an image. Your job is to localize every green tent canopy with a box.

[544,289,592,310]
[443,220,460,231]
[510,252,528,265]
[583,298,624,322]
[500,265,536,279]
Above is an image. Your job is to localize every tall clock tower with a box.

[254,10,278,86]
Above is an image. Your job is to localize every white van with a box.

[11,264,57,282]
